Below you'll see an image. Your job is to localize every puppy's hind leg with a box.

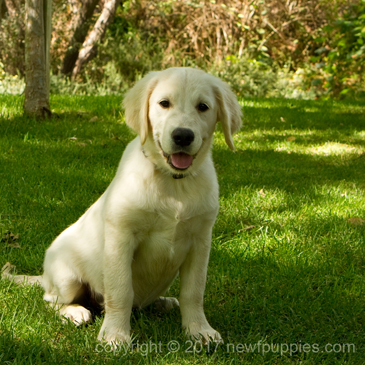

[42,263,92,326]
[154,297,179,313]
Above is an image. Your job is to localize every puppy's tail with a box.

[1,262,42,286]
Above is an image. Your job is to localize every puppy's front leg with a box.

[179,223,222,343]
[98,223,136,344]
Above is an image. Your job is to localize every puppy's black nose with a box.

[172,128,195,147]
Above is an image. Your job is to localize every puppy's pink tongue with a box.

[171,153,193,169]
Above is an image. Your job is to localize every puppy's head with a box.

[123,67,242,176]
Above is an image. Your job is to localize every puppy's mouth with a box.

[164,151,194,170]
[158,142,194,171]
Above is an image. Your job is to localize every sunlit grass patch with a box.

[308,142,362,156]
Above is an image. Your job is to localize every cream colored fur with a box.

[2,67,242,344]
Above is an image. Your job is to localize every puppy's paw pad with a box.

[61,305,92,326]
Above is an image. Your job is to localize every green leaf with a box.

[323,25,334,33]
[340,88,350,95]
[315,47,328,54]
[310,56,321,63]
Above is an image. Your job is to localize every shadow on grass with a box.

[240,100,365,148]
[206,242,363,362]
[214,146,365,198]
[2,235,362,363]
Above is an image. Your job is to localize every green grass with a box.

[1,95,365,364]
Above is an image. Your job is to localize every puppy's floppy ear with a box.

[214,79,242,151]
[123,72,159,145]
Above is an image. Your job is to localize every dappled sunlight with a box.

[355,130,365,138]
[216,182,365,237]
[240,98,365,115]
[308,142,362,157]
[217,129,365,157]
[0,96,24,119]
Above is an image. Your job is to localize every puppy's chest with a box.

[143,179,218,223]
[132,209,195,281]
[138,202,199,243]
[156,199,194,222]
[133,195,212,253]
[129,178,218,251]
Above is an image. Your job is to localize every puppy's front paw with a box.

[98,324,131,344]
[185,322,222,344]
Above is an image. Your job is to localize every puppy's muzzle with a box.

[165,128,195,171]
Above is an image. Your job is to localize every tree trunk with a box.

[2,0,25,75]
[71,0,120,80]
[61,0,100,76]
[0,0,4,22]
[23,0,52,118]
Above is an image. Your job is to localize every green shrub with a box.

[311,0,365,97]
[0,62,25,94]
[0,4,25,76]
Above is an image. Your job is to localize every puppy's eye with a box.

[159,100,170,108]
[197,103,209,112]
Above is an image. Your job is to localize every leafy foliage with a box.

[0,2,25,75]
[321,0,365,96]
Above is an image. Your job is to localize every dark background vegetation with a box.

[0,0,364,98]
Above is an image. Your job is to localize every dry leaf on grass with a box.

[347,217,365,226]
[89,116,98,123]
[259,189,266,197]
[238,225,255,233]
[1,231,21,248]
[286,136,296,142]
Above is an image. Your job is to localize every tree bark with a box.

[2,0,25,75]
[0,0,4,22]
[61,0,100,76]
[71,0,120,80]
[23,0,52,118]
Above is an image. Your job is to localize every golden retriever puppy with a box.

[3,67,242,344]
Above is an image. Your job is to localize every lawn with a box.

[0,94,365,364]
